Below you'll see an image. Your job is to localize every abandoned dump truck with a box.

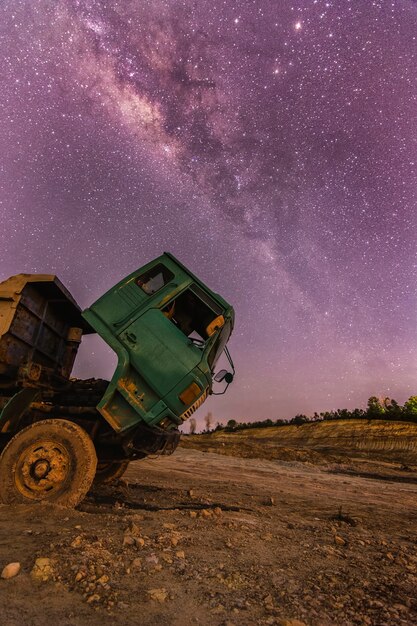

[0,252,235,506]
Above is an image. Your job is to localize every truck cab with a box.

[83,252,234,436]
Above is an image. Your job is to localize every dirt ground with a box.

[0,447,416,626]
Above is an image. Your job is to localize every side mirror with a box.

[214,369,234,384]
[214,369,228,382]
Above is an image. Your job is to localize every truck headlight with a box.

[179,382,201,405]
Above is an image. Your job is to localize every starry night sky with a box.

[1,1,416,426]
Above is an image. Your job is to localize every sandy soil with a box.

[0,448,416,626]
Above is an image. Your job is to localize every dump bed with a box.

[0,274,92,385]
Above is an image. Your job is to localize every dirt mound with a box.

[181,420,417,468]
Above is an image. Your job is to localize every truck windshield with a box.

[162,287,219,342]
[207,320,231,369]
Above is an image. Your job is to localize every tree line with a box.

[189,396,417,434]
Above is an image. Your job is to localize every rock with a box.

[147,587,168,603]
[117,602,130,609]
[1,562,21,579]
[175,550,185,559]
[278,620,307,626]
[75,570,86,583]
[201,508,212,518]
[162,554,173,564]
[71,536,82,548]
[131,558,142,569]
[189,511,197,518]
[334,535,346,546]
[123,535,135,547]
[97,574,109,585]
[31,558,54,582]
[129,523,141,536]
[264,496,275,506]
[370,599,384,608]
[261,533,273,541]
[145,554,159,567]
[87,593,100,603]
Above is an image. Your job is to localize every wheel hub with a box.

[32,459,50,479]
[15,441,71,499]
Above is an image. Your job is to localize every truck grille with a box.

[181,389,208,420]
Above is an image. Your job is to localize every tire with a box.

[94,460,129,484]
[0,419,97,508]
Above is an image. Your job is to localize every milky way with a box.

[1,0,416,425]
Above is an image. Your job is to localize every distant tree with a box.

[204,412,213,432]
[225,419,237,431]
[322,411,337,421]
[383,398,402,420]
[275,419,287,426]
[351,407,366,420]
[291,414,308,425]
[366,396,386,418]
[189,417,197,435]
[404,396,417,422]
[335,409,351,420]
[404,396,417,413]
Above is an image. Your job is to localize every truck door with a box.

[118,308,202,398]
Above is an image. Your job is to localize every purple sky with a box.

[1,0,416,427]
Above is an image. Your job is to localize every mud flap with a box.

[0,388,40,433]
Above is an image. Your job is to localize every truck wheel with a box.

[0,419,97,507]
[94,460,129,484]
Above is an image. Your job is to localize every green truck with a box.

[0,253,234,506]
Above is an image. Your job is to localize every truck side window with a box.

[136,264,174,295]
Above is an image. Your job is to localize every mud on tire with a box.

[0,419,97,508]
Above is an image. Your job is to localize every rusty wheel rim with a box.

[15,441,71,499]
